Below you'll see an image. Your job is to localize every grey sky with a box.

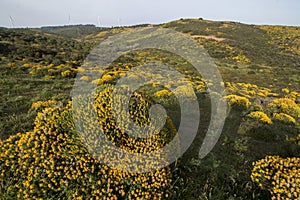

[0,0,299,28]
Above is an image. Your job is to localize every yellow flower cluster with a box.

[154,89,172,98]
[225,94,251,109]
[247,111,273,125]
[267,98,300,120]
[285,91,300,103]
[73,85,177,198]
[0,86,174,199]
[79,75,90,81]
[61,69,72,77]
[81,50,207,94]
[19,62,78,78]
[273,113,296,125]
[281,88,290,94]
[251,155,300,199]
[7,62,16,68]
[74,85,178,161]
[43,75,56,80]
[225,82,279,99]
[92,74,114,85]
[259,25,300,55]
[173,85,196,99]
[23,63,34,68]
[223,89,300,127]
[30,100,58,111]
[232,52,251,63]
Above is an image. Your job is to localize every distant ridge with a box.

[0,18,299,89]
[41,24,108,39]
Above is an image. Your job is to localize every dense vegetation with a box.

[41,25,107,39]
[0,18,299,199]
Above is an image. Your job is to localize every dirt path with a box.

[191,35,226,41]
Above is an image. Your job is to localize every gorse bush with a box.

[73,85,178,160]
[247,111,273,125]
[251,156,300,200]
[272,113,296,125]
[225,94,251,109]
[0,85,176,199]
[92,74,115,85]
[154,90,173,99]
[267,98,300,120]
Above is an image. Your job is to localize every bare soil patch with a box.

[191,35,226,41]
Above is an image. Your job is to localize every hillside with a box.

[0,19,299,199]
[41,24,107,39]
[162,19,300,90]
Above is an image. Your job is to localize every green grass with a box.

[0,64,74,138]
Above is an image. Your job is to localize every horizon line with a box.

[1,17,299,29]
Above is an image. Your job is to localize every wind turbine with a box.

[68,14,71,25]
[118,18,122,27]
[97,16,101,27]
[9,15,15,28]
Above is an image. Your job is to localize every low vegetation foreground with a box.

[0,19,299,199]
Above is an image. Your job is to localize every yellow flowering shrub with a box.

[7,62,16,68]
[232,52,251,63]
[43,75,55,80]
[273,113,296,125]
[225,94,251,109]
[61,70,72,77]
[281,88,289,94]
[225,82,279,98]
[0,86,175,199]
[259,25,300,56]
[173,85,195,99]
[92,74,114,85]
[285,91,300,103]
[30,100,58,111]
[195,80,206,92]
[74,85,178,160]
[247,111,272,125]
[79,75,90,81]
[154,89,172,98]
[23,63,34,68]
[267,98,300,120]
[29,69,38,75]
[251,156,300,199]
[11,62,79,79]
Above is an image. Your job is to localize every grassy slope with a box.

[0,19,299,199]
[162,19,300,91]
[160,19,299,199]
[0,28,94,138]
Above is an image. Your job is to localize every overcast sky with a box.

[0,0,299,28]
